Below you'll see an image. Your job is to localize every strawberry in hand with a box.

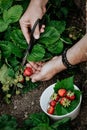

[23,67,33,77]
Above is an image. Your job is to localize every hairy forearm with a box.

[55,34,87,74]
[67,34,87,65]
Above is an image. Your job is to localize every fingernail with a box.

[34,34,40,39]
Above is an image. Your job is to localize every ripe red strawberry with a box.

[66,91,75,101]
[49,100,56,107]
[55,95,60,102]
[47,106,54,114]
[23,67,33,77]
[58,88,67,97]
[60,97,71,107]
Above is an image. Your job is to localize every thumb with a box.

[31,73,42,82]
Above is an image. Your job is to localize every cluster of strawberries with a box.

[47,88,75,115]
[17,67,33,84]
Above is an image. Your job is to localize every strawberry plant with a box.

[0,112,71,130]
[0,0,83,103]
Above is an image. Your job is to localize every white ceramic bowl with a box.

[40,83,82,121]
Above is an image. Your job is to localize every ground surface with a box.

[0,1,87,129]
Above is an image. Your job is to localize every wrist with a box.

[66,46,82,65]
[55,56,67,73]
[62,48,76,69]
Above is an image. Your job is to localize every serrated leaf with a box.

[27,44,45,62]
[0,19,8,32]
[7,68,15,77]
[3,5,23,23]
[54,76,74,93]
[0,0,13,10]
[48,20,66,34]
[42,52,53,62]
[10,43,23,58]
[3,10,12,24]
[0,41,23,58]
[54,103,68,115]
[0,41,12,58]
[8,57,19,67]
[22,80,39,94]
[39,26,60,45]
[24,112,49,128]
[46,40,64,54]
[31,124,52,130]
[10,29,27,49]
[0,64,13,84]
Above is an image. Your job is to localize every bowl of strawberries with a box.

[40,77,82,121]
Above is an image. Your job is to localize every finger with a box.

[33,24,40,39]
[42,24,45,28]
[26,63,36,73]
[36,62,43,66]
[26,63,32,67]
[52,56,58,60]
[20,25,30,43]
[29,62,39,70]
[31,73,43,82]
[40,28,45,33]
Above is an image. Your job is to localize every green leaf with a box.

[54,76,74,93]
[39,26,60,45]
[24,112,49,128]
[10,29,27,49]
[0,0,13,10]
[42,52,53,62]
[51,117,71,130]
[8,57,19,67]
[27,44,45,62]
[48,21,66,34]
[22,80,39,94]
[3,10,12,24]
[46,40,64,54]
[66,90,81,113]
[54,103,68,115]
[0,114,18,130]
[0,41,12,58]
[7,68,15,78]
[3,5,23,23]
[11,44,23,58]
[0,41,23,58]
[60,7,68,18]
[30,123,52,130]
[0,64,13,84]
[0,19,8,32]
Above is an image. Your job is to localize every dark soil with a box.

[0,1,87,130]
